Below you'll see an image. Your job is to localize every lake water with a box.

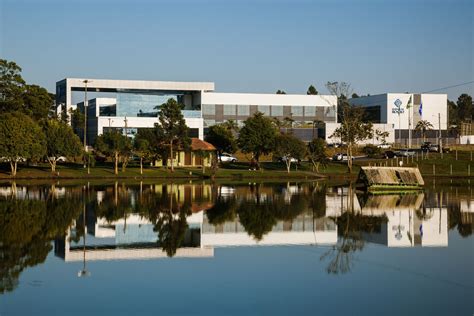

[1,180,473,315]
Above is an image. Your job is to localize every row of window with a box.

[202,104,334,117]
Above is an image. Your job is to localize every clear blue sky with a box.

[1,0,472,100]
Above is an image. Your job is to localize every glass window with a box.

[304,106,316,117]
[237,105,249,116]
[116,93,174,117]
[258,105,270,115]
[291,106,304,116]
[223,104,236,116]
[202,104,215,115]
[271,106,283,116]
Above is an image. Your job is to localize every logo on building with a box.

[392,98,404,114]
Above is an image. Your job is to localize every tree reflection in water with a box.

[321,185,387,275]
[0,185,82,293]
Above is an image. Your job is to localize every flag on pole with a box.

[406,95,412,108]
[419,102,423,116]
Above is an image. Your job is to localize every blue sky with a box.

[0,0,472,100]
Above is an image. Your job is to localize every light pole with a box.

[83,80,92,152]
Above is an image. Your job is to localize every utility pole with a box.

[438,113,442,150]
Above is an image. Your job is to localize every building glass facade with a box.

[116,93,177,117]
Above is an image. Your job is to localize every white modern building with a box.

[56,78,338,145]
[349,93,448,145]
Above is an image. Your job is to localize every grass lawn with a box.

[1,151,472,180]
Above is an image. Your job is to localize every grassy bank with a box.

[0,161,323,180]
[1,151,473,180]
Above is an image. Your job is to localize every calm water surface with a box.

[0,181,473,315]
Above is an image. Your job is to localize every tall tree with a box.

[22,84,54,122]
[0,59,25,113]
[447,100,458,125]
[0,112,46,176]
[457,94,473,122]
[154,98,190,172]
[325,81,353,99]
[43,120,82,172]
[330,104,373,173]
[274,133,306,173]
[415,120,433,142]
[238,112,278,170]
[307,85,318,95]
[95,131,132,175]
[0,59,54,121]
[205,124,237,157]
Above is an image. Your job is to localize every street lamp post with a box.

[83,80,91,152]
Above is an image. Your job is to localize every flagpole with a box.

[408,94,412,148]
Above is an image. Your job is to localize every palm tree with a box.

[415,120,433,142]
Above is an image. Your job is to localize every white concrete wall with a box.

[419,94,448,131]
[201,231,337,247]
[97,116,204,140]
[202,92,337,107]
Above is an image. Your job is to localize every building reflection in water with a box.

[2,181,472,293]
[51,182,459,265]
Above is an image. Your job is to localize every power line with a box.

[422,81,474,93]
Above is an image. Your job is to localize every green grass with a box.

[2,152,473,180]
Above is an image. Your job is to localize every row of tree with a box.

[205,111,332,173]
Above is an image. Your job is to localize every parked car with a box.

[377,143,391,149]
[0,157,26,162]
[327,142,344,148]
[278,156,300,163]
[395,149,416,157]
[46,156,67,163]
[219,153,237,163]
[332,153,353,161]
[421,142,440,152]
[383,150,397,159]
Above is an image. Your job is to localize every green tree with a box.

[221,119,239,133]
[457,93,473,122]
[70,108,85,137]
[330,103,373,173]
[95,130,132,175]
[154,98,190,172]
[0,59,54,121]
[135,128,167,164]
[274,133,306,173]
[133,137,150,175]
[238,112,278,170]
[375,129,389,145]
[415,120,433,142]
[43,120,82,172]
[205,124,237,157]
[276,90,286,94]
[22,84,54,122]
[351,93,360,98]
[307,85,318,95]
[0,112,46,176]
[307,138,328,172]
[0,59,25,113]
[448,100,458,125]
